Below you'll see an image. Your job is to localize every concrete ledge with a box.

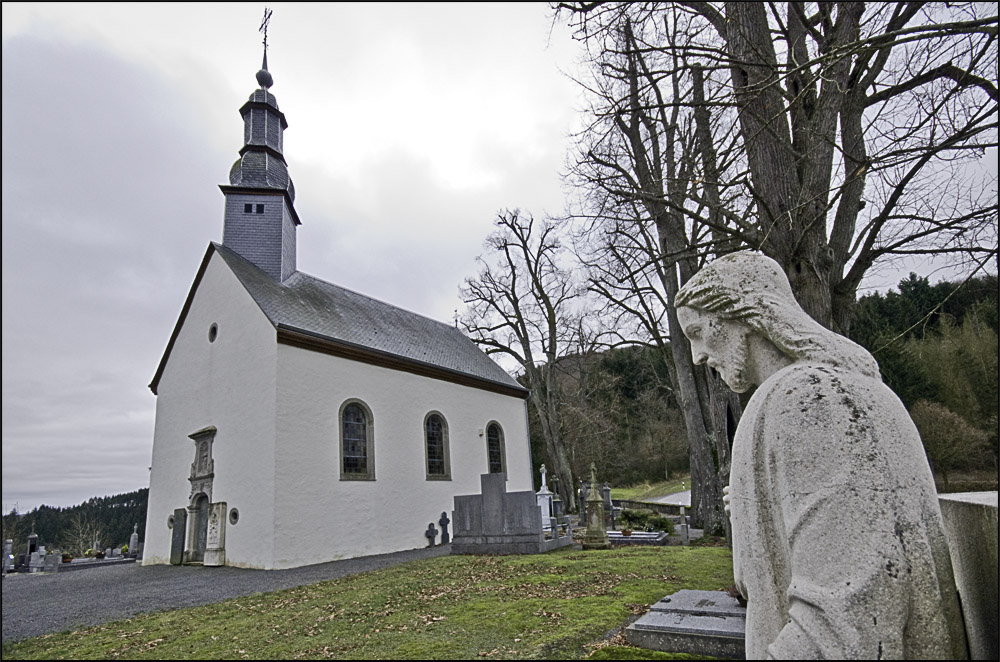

[939,491,998,660]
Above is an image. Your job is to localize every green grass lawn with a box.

[3,546,733,660]
[610,476,690,503]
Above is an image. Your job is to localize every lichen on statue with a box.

[675,251,967,660]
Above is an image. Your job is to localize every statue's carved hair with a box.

[676,252,880,378]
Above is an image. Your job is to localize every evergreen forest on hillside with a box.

[2,488,147,557]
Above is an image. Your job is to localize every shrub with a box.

[646,515,675,534]
[618,509,650,529]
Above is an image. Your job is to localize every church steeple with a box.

[220,13,299,282]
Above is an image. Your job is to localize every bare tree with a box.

[556,0,998,533]
[560,1,998,330]
[62,512,101,558]
[561,6,742,535]
[461,211,580,509]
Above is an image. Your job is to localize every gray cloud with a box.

[2,9,582,513]
[2,35,228,511]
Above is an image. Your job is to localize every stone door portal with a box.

[185,426,216,564]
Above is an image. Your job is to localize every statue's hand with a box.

[723,484,732,517]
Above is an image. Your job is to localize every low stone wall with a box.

[613,499,680,515]
[58,558,137,573]
[938,491,998,660]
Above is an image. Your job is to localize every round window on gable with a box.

[229,508,240,526]
[208,323,218,343]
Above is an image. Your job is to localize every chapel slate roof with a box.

[214,243,526,394]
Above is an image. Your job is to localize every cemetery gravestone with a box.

[169,508,187,565]
[438,512,450,545]
[581,464,610,550]
[536,464,555,530]
[679,506,689,546]
[551,476,563,517]
[204,501,227,566]
[627,589,746,659]
[129,524,140,558]
[451,473,573,554]
[675,252,967,659]
[424,523,438,547]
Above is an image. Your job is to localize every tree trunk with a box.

[617,22,737,537]
[660,253,736,536]
[529,369,576,512]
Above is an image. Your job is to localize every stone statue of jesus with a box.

[675,252,967,660]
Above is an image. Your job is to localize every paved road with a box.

[652,490,691,507]
[2,545,450,643]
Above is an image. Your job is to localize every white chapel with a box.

[142,53,532,569]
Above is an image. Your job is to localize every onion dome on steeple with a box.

[256,51,274,89]
[219,24,301,283]
[227,53,295,202]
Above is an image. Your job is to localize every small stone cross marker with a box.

[438,512,451,545]
[424,522,438,547]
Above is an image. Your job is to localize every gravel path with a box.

[2,545,450,643]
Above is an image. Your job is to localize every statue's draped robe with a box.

[731,362,967,660]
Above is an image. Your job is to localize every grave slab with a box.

[626,589,745,660]
[649,589,746,617]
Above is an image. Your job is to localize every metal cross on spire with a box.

[259,7,273,53]
[255,7,274,89]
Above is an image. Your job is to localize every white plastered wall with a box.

[144,251,278,568]
[272,344,532,569]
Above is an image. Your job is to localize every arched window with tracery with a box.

[340,400,374,480]
[486,421,505,474]
[424,412,450,480]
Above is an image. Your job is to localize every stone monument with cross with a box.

[451,473,573,554]
[535,464,555,531]
[581,464,610,550]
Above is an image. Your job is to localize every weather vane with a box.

[259,7,273,53]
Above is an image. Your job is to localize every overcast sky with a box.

[2,3,994,514]
[2,3,588,512]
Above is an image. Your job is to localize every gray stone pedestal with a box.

[939,491,998,660]
[626,589,746,659]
